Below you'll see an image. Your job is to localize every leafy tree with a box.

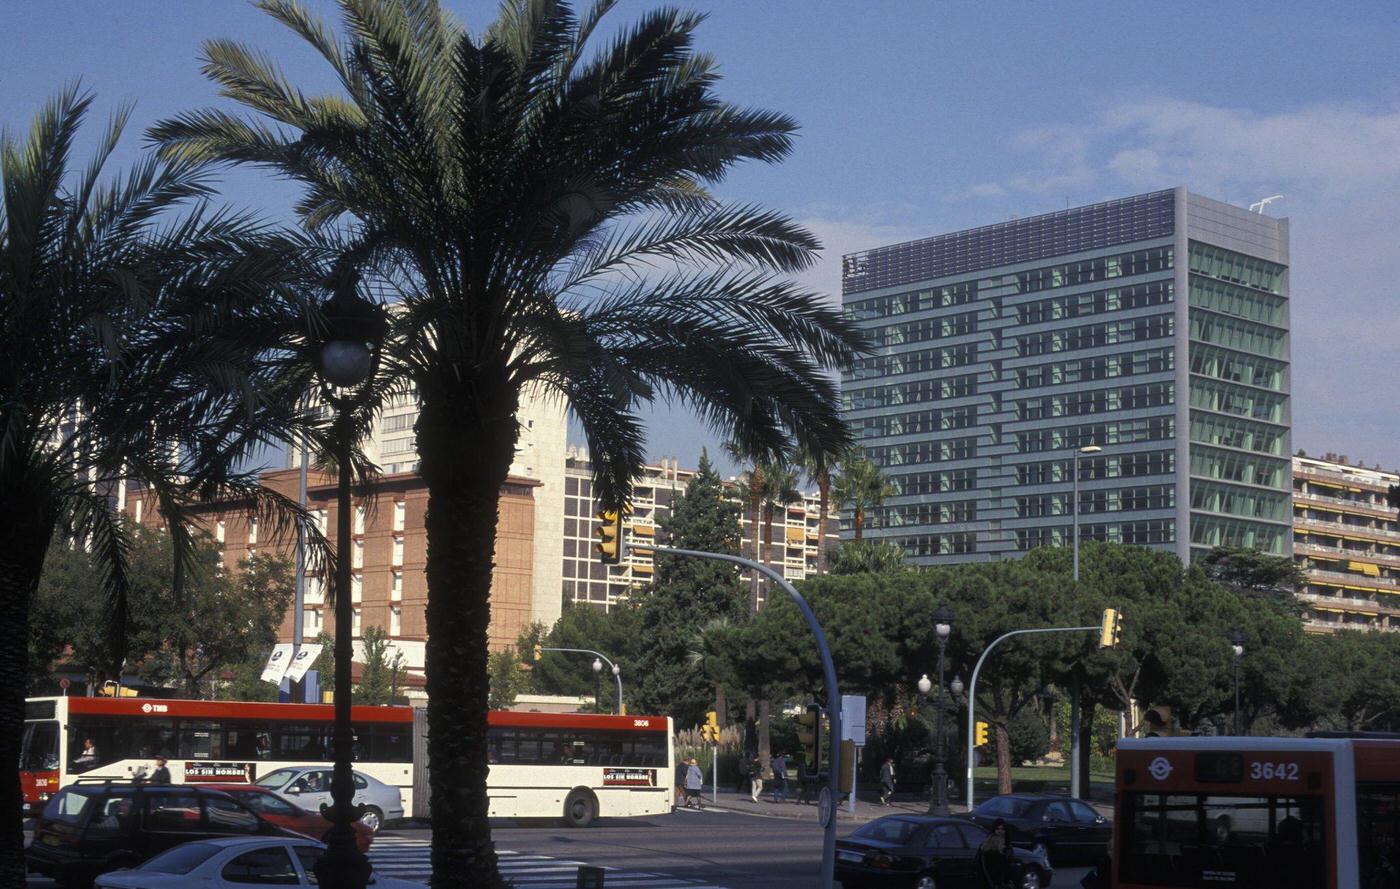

[633,452,747,724]
[833,455,895,542]
[31,527,293,698]
[827,540,910,575]
[157,4,864,883]
[220,655,282,703]
[357,625,405,706]
[487,649,530,711]
[1198,545,1306,594]
[1,88,308,882]
[526,604,642,711]
[993,709,1051,767]
[310,631,336,695]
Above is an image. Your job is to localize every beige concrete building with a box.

[1293,453,1400,633]
[562,447,838,610]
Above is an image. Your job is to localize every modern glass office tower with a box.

[841,188,1291,565]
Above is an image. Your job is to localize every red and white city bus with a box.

[1114,735,1400,889]
[22,697,674,826]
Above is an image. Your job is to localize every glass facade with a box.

[842,188,1290,564]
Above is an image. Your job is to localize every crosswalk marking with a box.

[369,835,727,887]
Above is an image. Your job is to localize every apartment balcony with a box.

[1293,489,1397,521]
[1297,590,1400,618]
[1306,569,1400,595]
[1295,540,1400,569]
[1293,513,1400,543]
[1295,464,1395,494]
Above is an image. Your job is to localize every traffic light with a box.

[532,643,543,662]
[704,711,719,744]
[975,721,989,747]
[1100,608,1123,649]
[593,508,625,564]
[796,703,823,771]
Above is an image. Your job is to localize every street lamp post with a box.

[928,604,955,814]
[1230,627,1245,736]
[309,273,386,889]
[592,657,603,713]
[539,647,623,714]
[1072,444,1102,583]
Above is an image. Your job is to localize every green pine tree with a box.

[633,451,747,724]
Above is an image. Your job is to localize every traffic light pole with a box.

[631,543,842,888]
[965,625,1098,812]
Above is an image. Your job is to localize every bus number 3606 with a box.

[1250,761,1299,781]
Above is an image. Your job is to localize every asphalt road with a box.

[27,810,1095,887]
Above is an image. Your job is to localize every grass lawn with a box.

[972,765,1114,783]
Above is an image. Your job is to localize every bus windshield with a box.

[1120,792,1325,888]
[21,722,59,771]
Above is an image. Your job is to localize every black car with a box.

[962,793,1112,865]
[835,815,1052,889]
[26,782,295,888]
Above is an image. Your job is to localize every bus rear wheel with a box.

[564,789,598,828]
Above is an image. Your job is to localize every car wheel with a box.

[1020,867,1045,889]
[915,874,938,889]
[564,790,597,828]
[360,805,384,833]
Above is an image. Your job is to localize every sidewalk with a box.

[682,784,1114,823]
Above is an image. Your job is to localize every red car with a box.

[203,784,374,852]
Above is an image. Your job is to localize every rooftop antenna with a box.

[1249,194,1283,214]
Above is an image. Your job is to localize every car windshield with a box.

[852,818,923,845]
[255,768,300,788]
[42,790,96,825]
[141,843,223,875]
[976,797,1035,818]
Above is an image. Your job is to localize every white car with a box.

[254,766,405,832]
[95,836,420,888]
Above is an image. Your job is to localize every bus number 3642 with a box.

[1250,761,1300,780]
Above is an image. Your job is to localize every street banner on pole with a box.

[261,643,295,684]
[841,694,867,746]
[285,644,323,683]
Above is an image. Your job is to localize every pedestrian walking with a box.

[675,759,687,809]
[769,751,788,803]
[684,757,705,809]
[747,753,764,802]
[879,756,896,805]
[975,818,1014,889]
[149,755,171,785]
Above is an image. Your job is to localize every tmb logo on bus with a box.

[602,768,655,787]
[184,762,257,782]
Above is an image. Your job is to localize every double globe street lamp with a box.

[1230,627,1246,736]
[308,273,387,889]
[916,603,959,815]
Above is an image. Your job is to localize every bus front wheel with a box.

[564,789,597,828]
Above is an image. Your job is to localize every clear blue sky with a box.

[5,1,1399,476]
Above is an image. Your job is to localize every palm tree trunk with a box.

[0,493,52,887]
[854,506,865,543]
[747,473,762,615]
[417,393,516,889]
[995,722,1013,795]
[815,469,829,574]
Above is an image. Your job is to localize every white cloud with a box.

[979,97,1400,467]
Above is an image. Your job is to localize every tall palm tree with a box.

[728,444,768,614]
[0,87,312,882]
[833,455,895,543]
[795,441,846,574]
[154,3,863,884]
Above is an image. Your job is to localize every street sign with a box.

[285,643,323,682]
[58,677,70,690]
[260,643,295,684]
[841,694,867,746]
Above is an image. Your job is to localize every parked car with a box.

[253,767,404,832]
[93,836,422,888]
[961,793,1112,864]
[835,814,1052,889]
[26,782,295,888]
[201,784,374,852]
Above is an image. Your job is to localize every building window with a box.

[306,575,324,605]
[215,519,225,543]
[351,574,362,603]
[247,517,258,545]
[391,571,402,602]
[392,537,404,567]
[393,501,406,532]
[390,606,401,636]
[354,506,365,535]
[352,608,361,636]
[303,608,321,635]
[353,540,364,569]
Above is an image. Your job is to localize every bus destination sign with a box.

[602,768,655,787]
